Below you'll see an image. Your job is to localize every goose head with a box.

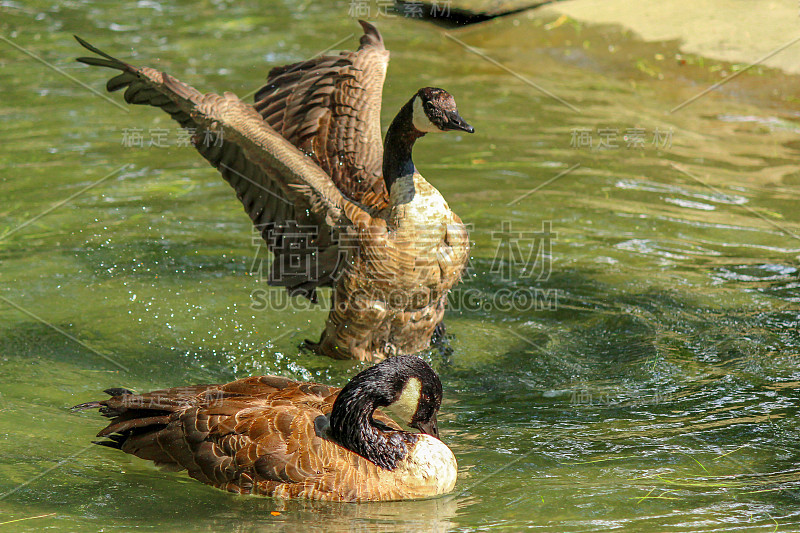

[382,355,443,438]
[328,355,444,469]
[411,87,474,135]
[383,87,474,188]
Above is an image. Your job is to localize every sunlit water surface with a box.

[2,1,800,531]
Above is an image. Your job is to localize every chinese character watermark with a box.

[570,388,673,407]
[570,127,673,150]
[490,221,554,282]
[120,127,223,148]
[348,0,452,19]
[247,220,560,313]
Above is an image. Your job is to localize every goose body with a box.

[74,356,457,502]
[75,21,473,361]
[317,170,467,359]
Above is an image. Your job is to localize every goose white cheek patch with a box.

[388,377,422,424]
[412,97,441,133]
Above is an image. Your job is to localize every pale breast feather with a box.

[394,435,458,497]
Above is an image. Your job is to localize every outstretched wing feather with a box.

[253,21,390,209]
[75,36,372,298]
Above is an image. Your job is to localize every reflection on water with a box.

[1,1,800,531]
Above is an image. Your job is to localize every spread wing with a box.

[76,376,403,501]
[75,37,375,300]
[253,20,390,210]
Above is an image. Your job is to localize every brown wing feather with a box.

[253,20,390,209]
[76,376,407,501]
[75,36,372,300]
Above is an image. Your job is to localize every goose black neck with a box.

[383,97,425,192]
[328,374,417,471]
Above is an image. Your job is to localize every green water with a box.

[2,1,800,531]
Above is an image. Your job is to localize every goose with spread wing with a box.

[76,21,474,361]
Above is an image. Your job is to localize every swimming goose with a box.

[75,21,474,362]
[73,355,457,502]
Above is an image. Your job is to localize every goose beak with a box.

[411,413,440,439]
[444,111,474,134]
